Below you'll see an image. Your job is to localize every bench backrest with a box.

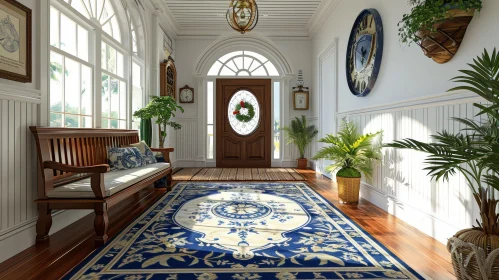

[30,127,140,198]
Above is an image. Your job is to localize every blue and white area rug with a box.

[65,182,424,280]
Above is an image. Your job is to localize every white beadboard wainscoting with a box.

[331,91,483,244]
[284,116,317,168]
[171,117,318,168]
[0,86,91,263]
[172,118,201,167]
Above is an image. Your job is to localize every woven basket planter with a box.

[336,176,361,204]
[415,9,475,64]
[447,228,499,279]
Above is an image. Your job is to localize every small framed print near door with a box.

[293,90,309,110]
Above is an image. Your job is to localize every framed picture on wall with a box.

[293,88,309,110]
[0,0,31,83]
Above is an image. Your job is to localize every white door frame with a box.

[316,38,339,177]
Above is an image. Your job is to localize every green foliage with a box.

[133,96,184,147]
[234,101,255,122]
[281,116,318,159]
[385,49,499,233]
[313,121,383,179]
[387,49,499,193]
[337,167,362,178]
[140,118,153,147]
[398,0,482,45]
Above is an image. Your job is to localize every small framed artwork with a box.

[293,90,309,110]
[0,0,31,83]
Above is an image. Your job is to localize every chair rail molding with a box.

[0,85,41,104]
[336,89,479,118]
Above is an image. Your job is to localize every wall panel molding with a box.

[0,85,42,104]
[330,91,481,244]
[174,118,198,161]
[337,90,478,117]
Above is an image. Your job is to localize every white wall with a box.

[312,0,499,114]
[312,0,499,243]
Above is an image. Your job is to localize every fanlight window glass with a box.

[228,90,260,136]
[63,0,121,42]
[208,51,279,77]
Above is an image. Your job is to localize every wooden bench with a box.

[30,127,174,245]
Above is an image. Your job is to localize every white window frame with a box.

[49,0,140,129]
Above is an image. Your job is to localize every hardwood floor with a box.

[0,169,455,279]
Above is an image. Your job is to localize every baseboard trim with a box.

[0,209,91,263]
[360,183,462,244]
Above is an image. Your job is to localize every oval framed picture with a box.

[346,9,383,97]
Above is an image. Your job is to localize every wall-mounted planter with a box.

[416,9,475,64]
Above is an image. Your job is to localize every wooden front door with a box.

[216,79,272,168]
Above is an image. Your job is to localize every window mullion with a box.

[62,56,66,127]
[50,47,92,68]
[79,63,82,127]
[94,29,102,128]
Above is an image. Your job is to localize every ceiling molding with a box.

[307,0,342,38]
[142,0,180,38]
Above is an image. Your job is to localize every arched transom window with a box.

[208,51,279,77]
[63,0,121,42]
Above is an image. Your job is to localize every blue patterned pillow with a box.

[129,141,157,165]
[108,147,144,170]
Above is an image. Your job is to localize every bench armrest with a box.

[43,161,110,174]
[43,161,109,199]
[150,148,174,165]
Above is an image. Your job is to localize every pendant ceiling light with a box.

[226,0,259,34]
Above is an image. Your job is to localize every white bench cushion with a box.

[47,162,171,198]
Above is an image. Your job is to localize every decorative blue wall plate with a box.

[346,9,384,97]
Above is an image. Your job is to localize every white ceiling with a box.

[153,0,339,37]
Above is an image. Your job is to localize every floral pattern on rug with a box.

[65,182,424,280]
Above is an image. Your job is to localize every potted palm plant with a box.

[133,96,184,148]
[313,121,383,204]
[386,49,499,279]
[281,116,318,169]
[399,0,482,63]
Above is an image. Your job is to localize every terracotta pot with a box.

[336,176,361,204]
[447,228,499,279]
[415,9,475,64]
[296,158,308,169]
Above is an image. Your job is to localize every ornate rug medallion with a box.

[174,188,309,260]
[65,182,424,280]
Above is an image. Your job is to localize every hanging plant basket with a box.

[448,228,499,279]
[415,9,475,64]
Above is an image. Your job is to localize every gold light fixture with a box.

[226,0,259,34]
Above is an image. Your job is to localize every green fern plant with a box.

[281,116,318,159]
[386,49,499,234]
[312,121,383,179]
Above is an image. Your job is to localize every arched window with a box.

[208,51,280,77]
[126,4,146,130]
[49,0,137,129]
[63,0,121,42]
